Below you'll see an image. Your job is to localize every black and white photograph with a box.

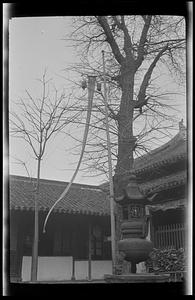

[3,2,193,296]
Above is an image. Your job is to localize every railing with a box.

[166,271,186,282]
[154,223,185,249]
[147,270,187,283]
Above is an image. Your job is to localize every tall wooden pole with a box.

[102,50,116,274]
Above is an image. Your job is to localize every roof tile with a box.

[134,132,187,172]
[9,176,110,216]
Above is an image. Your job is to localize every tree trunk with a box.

[113,64,136,273]
[31,157,41,282]
[114,64,136,197]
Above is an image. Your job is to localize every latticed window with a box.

[53,230,71,256]
[122,204,144,220]
[129,205,144,218]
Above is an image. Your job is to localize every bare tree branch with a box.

[63,15,186,176]
[96,16,125,64]
[136,15,152,69]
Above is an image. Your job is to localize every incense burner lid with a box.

[115,174,147,204]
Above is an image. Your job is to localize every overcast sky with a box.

[8,16,187,186]
[8,16,106,185]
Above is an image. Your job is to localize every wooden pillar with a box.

[10,213,21,281]
[131,262,137,274]
[145,206,151,240]
[71,256,76,281]
[15,216,25,282]
[88,222,92,281]
[71,229,76,281]
[71,226,77,280]
[150,213,155,245]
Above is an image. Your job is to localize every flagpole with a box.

[102,50,116,274]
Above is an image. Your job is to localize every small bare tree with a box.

[9,70,78,282]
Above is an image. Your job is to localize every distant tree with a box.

[9,70,78,281]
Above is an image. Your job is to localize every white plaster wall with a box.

[22,256,146,281]
[22,257,112,281]
[22,256,72,281]
[75,260,112,280]
[91,261,112,279]
[75,261,88,280]
[22,256,148,281]
[21,257,31,281]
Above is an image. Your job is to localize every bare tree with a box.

[9,70,78,282]
[63,15,185,183]
[62,15,186,274]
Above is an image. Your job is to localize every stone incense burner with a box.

[104,172,170,283]
[114,173,153,274]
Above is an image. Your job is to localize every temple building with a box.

[8,123,188,282]
[101,123,187,250]
[133,121,187,250]
[9,177,112,282]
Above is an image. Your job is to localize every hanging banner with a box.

[43,76,96,233]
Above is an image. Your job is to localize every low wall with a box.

[22,256,73,281]
[22,256,144,281]
[21,256,112,281]
[75,260,112,280]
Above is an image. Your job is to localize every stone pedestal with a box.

[104,273,170,283]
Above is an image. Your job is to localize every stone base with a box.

[104,273,170,283]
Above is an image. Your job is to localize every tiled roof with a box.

[133,131,187,174]
[9,175,110,216]
[139,170,186,195]
[99,131,187,195]
[9,130,187,212]
[100,170,186,196]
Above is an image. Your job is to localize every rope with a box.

[43,76,96,233]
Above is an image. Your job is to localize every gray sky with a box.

[9,16,106,185]
[9,17,77,98]
[8,16,186,186]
